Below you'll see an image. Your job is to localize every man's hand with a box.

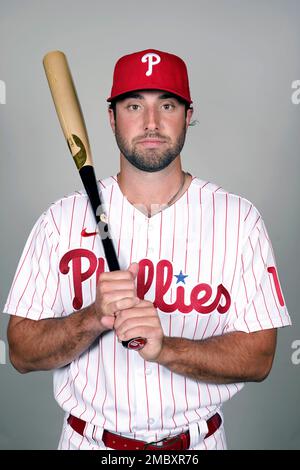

[94,262,141,331]
[114,300,164,361]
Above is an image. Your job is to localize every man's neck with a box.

[116,156,192,217]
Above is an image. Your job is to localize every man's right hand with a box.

[94,262,140,331]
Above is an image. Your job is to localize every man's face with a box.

[109,90,193,172]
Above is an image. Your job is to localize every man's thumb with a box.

[128,262,139,279]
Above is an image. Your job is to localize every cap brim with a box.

[107,86,192,105]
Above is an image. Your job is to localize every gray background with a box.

[0,0,299,450]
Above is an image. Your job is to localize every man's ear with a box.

[108,107,116,134]
[185,107,194,129]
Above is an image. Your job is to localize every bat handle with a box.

[122,337,147,350]
[79,166,147,351]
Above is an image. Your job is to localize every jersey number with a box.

[267,266,285,307]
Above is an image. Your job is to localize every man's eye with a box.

[162,103,175,110]
[127,104,140,110]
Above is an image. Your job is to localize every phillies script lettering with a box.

[59,249,231,314]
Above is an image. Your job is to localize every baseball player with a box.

[4,49,291,450]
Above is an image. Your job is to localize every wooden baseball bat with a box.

[43,50,146,351]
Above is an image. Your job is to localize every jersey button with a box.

[145,367,152,375]
[148,418,155,425]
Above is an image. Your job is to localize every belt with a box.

[67,412,222,450]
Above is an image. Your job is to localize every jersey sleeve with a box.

[3,211,63,320]
[224,207,291,334]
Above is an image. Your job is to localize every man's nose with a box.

[143,107,160,131]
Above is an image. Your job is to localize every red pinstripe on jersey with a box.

[100,336,108,428]
[170,203,177,428]
[68,196,76,249]
[230,197,241,293]
[90,338,101,424]
[144,361,151,430]
[210,192,215,285]
[127,349,132,433]
[183,190,190,423]
[244,203,253,222]
[156,212,164,430]
[24,234,47,318]
[38,244,54,320]
[50,207,60,235]
[117,196,124,257]
[113,332,118,432]
[159,210,163,259]
[3,175,291,441]
[222,193,228,282]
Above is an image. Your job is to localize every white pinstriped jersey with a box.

[4,175,291,441]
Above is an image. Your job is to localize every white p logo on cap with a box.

[141,53,161,76]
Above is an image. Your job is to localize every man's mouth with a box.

[137,139,166,147]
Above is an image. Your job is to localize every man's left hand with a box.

[114,300,164,361]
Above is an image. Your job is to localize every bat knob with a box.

[122,337,147,350]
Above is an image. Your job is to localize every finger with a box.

[113,299,152,312]
[98,270,136,283]
[114,306,155,328]
[117,325,162,343]
[111,296,141,314]
[115,315,161,337]
[98,280,136,295]
[101,315,115,330]
[104,295,140,316]
[127,262,139,280]
[132,299,153,308]
[102,289,137,304]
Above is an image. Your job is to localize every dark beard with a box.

[114,126,187,172]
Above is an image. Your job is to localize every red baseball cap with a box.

[107,49,192,105]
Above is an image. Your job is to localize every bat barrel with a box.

[44,50,146,351]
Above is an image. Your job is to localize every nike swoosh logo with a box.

[81,228,98,237]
